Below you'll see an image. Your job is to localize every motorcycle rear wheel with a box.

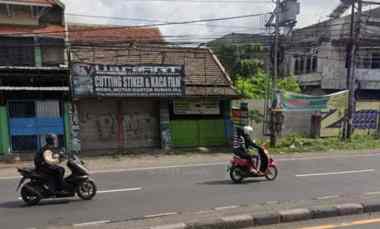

[76,179,97,200]
[21,185,42,206]
[229,166,245,184]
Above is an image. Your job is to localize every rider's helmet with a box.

[243,126,255,142]
[243,126,253,136]
[46,133,58,147]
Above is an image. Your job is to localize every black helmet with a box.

[46,133,58,146]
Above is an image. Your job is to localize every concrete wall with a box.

[233,100,313,140]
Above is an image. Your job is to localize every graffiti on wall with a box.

[124,113,158,146]
[69,103,81,152]
[321,95,380,137]
[160,102,171,150]
[80,112,117,141]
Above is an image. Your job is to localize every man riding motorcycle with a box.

[34,133,66,195]
[232,126,267,174]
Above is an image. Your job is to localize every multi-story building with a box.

[0,0,70,156]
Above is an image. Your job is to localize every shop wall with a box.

[78,98,161,153]
[0,105,10,155]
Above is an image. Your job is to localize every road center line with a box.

[296,169,375,177]
[73,220,110,227]
[97,187,142,194]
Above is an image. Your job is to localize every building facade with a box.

[0,0,70,156]
[288,7,380,97]
[66,25,238,153]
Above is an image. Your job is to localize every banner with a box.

[279,90,348,112]
[174,100,220,115]
[71,63,184,97]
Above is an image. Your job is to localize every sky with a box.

[61,0,342,42]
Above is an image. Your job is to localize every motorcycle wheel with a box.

[229,166,245,184]
[21,185,42,206]
[76,179,97,200]
[265,165,278,181]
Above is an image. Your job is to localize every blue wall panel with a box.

[10,118,64,136]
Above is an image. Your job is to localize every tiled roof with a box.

[68,24,163,44]
[0,25,65,38]
[0,0,56,7]
[70,45,238,97]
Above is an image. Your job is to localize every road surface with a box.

[1,152,380,229]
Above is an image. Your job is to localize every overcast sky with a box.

[62,0,341,42]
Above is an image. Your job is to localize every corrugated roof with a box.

[68,24,163,44]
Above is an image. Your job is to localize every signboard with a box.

[231,109,249,127]
[278,90,348,112]
[174,100,220,115]
[71,63,184,97]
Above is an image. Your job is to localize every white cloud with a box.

[61,0,341,42]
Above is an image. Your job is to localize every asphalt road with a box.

[2,152,380,229]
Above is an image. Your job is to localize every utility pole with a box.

[345,0,362,140]
[270,0,281,146]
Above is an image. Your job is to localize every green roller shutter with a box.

[170,119,227,147]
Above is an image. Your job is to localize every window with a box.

[0,4,7,16]
[0,37,35,66]
[306,56,312,73]
[372,53,380,69]
[8,101,36,118]
[312,56,318,72]
[294,57,300,75]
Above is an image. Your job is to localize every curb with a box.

[150,202,380,229]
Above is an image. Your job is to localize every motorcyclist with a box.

[34,133,66,194]
[232,126,263,174]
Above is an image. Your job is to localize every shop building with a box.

[0,0,70,156]
[68,25,238,153]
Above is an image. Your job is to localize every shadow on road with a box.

[198,179,264,185]
[0,199,74,209]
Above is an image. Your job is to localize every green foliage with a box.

[277,76,301,93]
[249,109,264,124]
[211,43,300,99]
[268,134,380,154]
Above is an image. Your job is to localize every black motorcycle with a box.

[16,153,97,206]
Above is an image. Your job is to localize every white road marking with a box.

[0,176,21,180]
[296,169,375,177]
[214,205,240,211]
[150,223,186,229]
[97,187,142,194]
[317,195,340,200]
[92,162,227,174]
[73,220,110,227]
[144,212,178,219]
[365,191,380,196]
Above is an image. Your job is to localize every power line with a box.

[0,12,271,37]
[120,0,273,3]
[66,13,264,30]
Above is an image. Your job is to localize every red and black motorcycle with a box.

[228,146,278,183]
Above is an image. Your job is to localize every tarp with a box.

[277,90,349,112]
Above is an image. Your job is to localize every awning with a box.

[0,86,69,91]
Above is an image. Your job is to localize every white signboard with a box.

[174,100,220,115]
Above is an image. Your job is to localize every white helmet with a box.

[243,126,253,135]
